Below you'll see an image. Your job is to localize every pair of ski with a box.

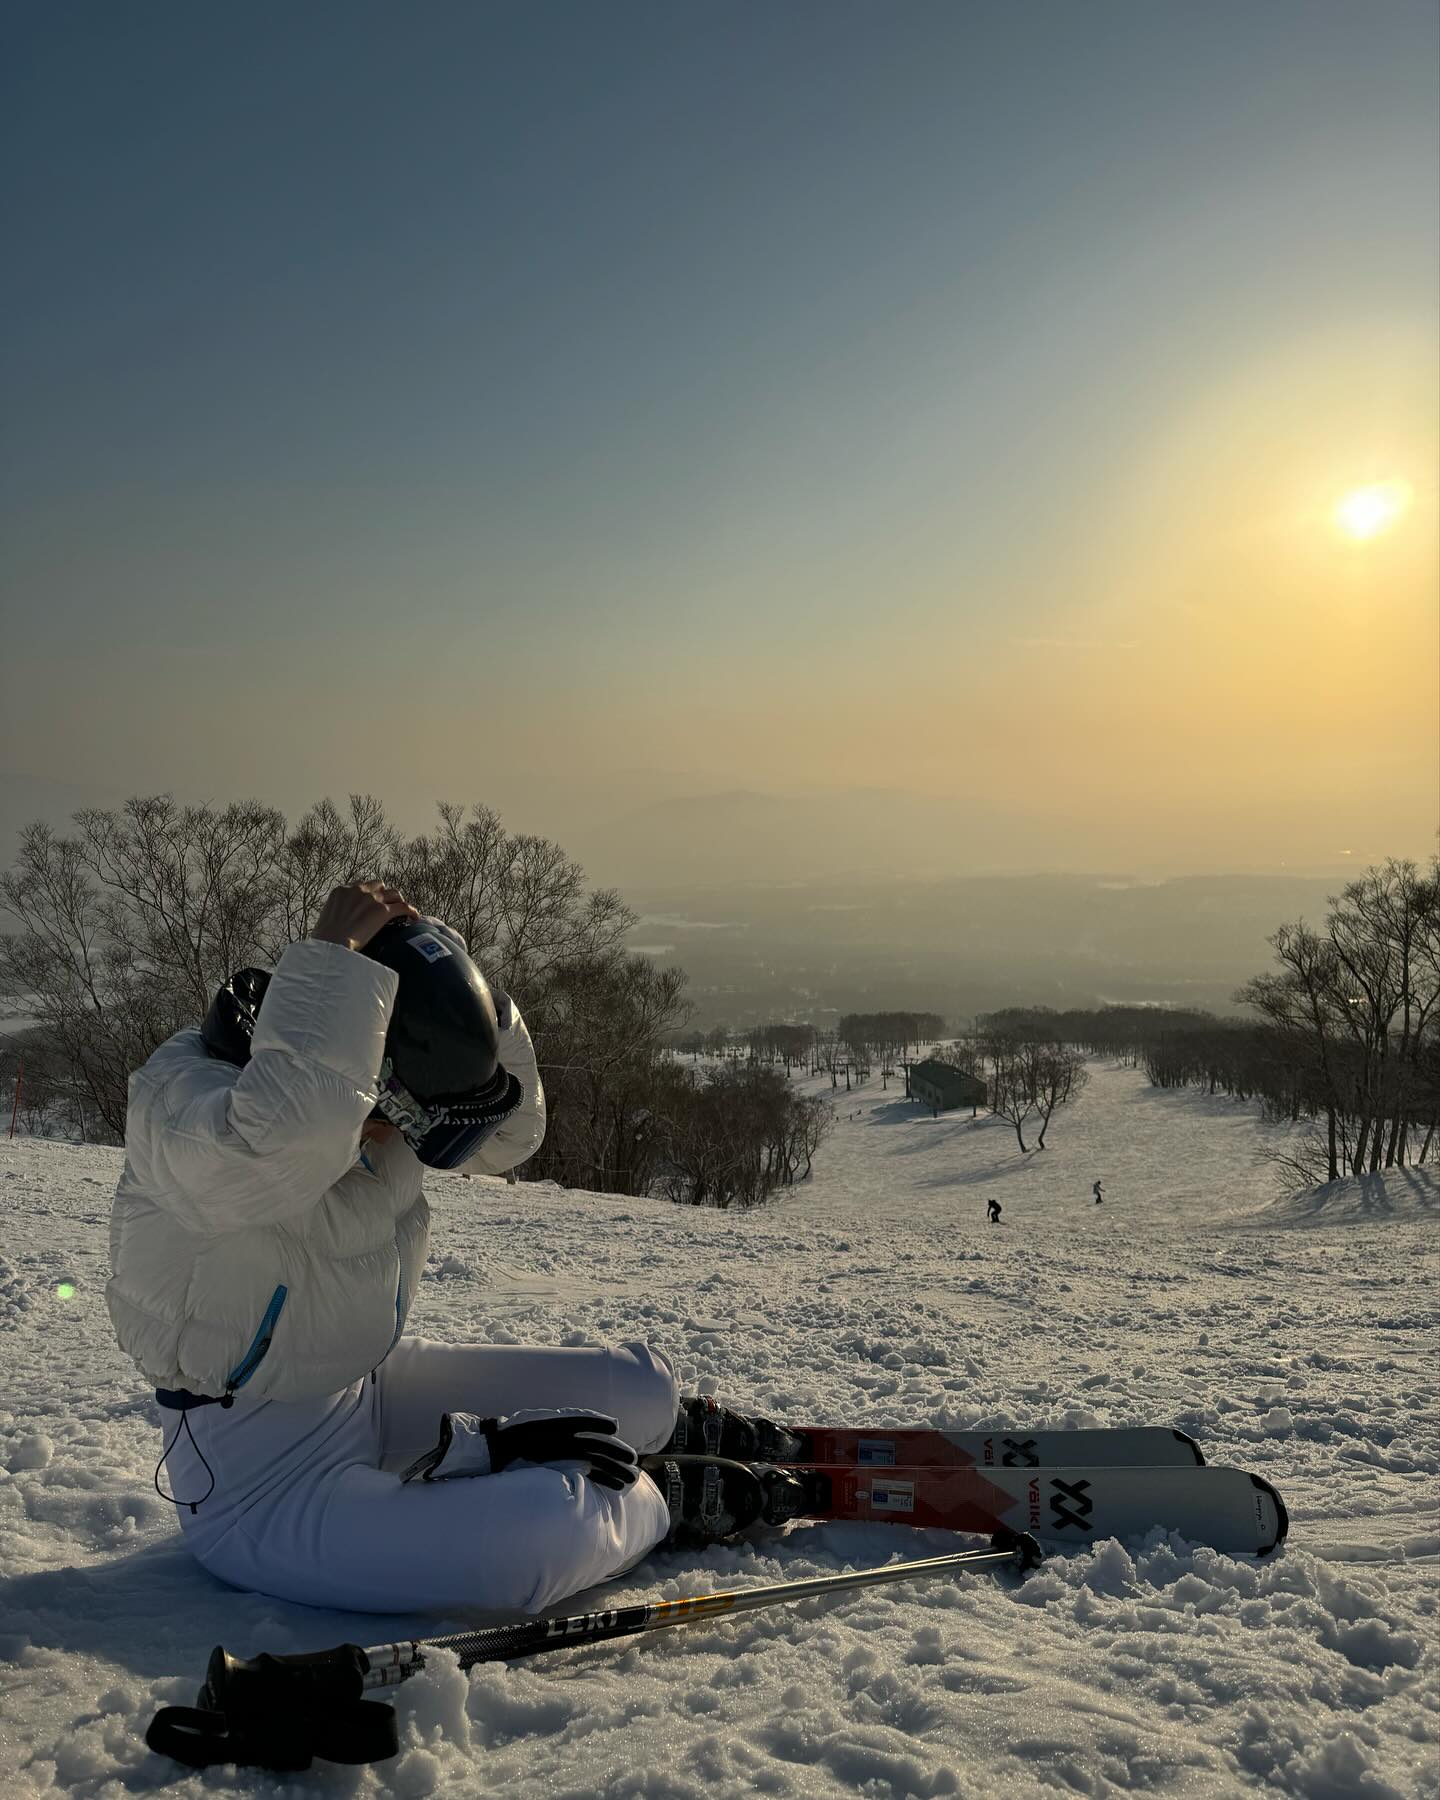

[755,1423,1288,1558]
[145,1423,1287,1770]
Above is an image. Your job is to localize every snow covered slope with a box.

[1,1065,1436,1797]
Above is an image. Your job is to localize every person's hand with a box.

[483,1410,638,1488]
[400,1408,640,1490]
[311,881,419,953]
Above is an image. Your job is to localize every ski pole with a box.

[146,1528,1042,1772]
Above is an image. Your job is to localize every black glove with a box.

[400,1408,640,1491]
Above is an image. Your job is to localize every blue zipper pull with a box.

[224,1284,289,1396]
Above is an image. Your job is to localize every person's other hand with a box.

[311,881,419,952]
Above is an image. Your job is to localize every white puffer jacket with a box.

[106,937,545,1402]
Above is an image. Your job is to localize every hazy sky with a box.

[2,1,1436,874]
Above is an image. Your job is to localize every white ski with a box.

[789,1424,1205,1469]
[799,1460,1288,1556]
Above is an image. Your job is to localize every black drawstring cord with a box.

[154,1406,217,1515]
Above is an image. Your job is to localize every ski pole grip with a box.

[145,1695,399,1772]
[201,1642,371,1714]
[145,1644,399,1772]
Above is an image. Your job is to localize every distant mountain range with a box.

[568,787,1048,887]
[1,767,1376,896]
[565,785,1361,890]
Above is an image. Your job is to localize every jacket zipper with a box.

[382,1275,404,1361]
[224,1284,288,1397]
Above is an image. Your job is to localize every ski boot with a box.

[663,1395,808,1464]
[640,1455,815,1549]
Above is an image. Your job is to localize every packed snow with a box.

[1,1063,1436,1798]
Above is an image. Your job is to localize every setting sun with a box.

[1333,480,1412,540]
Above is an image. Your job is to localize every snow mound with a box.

[1252,1166,1438,1231]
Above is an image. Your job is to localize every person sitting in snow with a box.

[107,881,797,1616]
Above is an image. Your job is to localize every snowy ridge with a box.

[1,1064,1437,1797]
[1250,1165,1438,1231]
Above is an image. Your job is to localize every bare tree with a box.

[0,792,646,1151]
[1237,859,1438,1185]
[0,805,287,1138]
[971,1025,1088,1153]
[0,1028,81,1139]
[815,1030,844,1088]
[981,1033,1039,1152]
[1030,1043,1089,1148]
[654,1063,832,1208]
[388,804,636,997]
[523,954,690,1194]
[74,796,287,1014]
[265,795,400,958]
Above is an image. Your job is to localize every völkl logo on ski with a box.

[1048,1478,1094,1532]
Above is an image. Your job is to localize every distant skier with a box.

[1093,1179,1104,1204]
[987,1197,1003,1223]
[107,880,792,1617]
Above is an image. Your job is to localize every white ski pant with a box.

[160,1337,678,1615]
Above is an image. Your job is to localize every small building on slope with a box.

[908,1059,987,1116]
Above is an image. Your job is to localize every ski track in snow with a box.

[0,1064,1436,1798]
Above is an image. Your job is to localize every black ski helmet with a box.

[198,921,522,1170]
[201,968,272,1067]
[362,918,500,1098]
[361,917,523,1168]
